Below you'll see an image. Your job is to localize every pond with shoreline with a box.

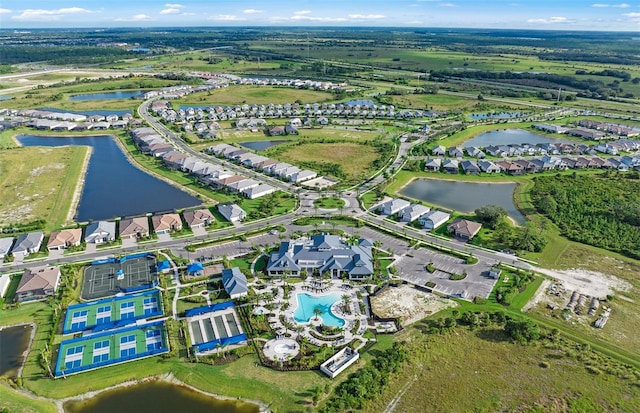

[239,140,287,151]
[68,91,143,101]
[16,134,201,222]
[63,380,260,413]
[0,324,33,377]
[399,178,525,224]
[463,128,572,148]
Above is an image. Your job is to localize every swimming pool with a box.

[293,293,345,327]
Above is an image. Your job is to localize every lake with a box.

[239,140,286,151]
[38,107,131,117]
[0,324,33,377]
[463,128,571,147]
[63,380,260,413]
[400,178,525,224]
[17,135,201,222]
[69,91,143,101]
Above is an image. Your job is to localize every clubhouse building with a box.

[266,234,374,280]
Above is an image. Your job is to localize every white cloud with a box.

[12,7,91,21]
[0,8,11,14]
[160,3,184,14]
[622,12,640,17]
[208,15,246,21]
[290,14,348,22]
[293,10,312,15]
[181,12,195,16]
[438,2,458,7]
[527,16,570,24]
[348,14,386,19]
[243,9,263,14]
[115,14,152,22]
[592,3,630,7]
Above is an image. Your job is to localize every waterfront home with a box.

[478,160,501,173]
[419,210,451,231]
[400,204,430,222]
[161,151,189,169]
[424,158,442,172]
[227,178,260,193]
[495,161,525,175]
[118,217,150,239]
[218,204,246,223]
[533,123,567,134]
[15,266,61,302]
[267,234,373,280]
[442,159,460,174]
[12,232,44,258]
[84,221,116,244]
[152,214,183,234]
[183,209,215,229]
[448,218,483,241]
[222,267,248,299]
[378,198,411,216]
[0,237,14,258]
[461,160,481,175]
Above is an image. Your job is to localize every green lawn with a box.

[0,383,58,413]
[364,327,640,413]
[0,145,88,231]
[313,197,345,209]
[174,85,334,106]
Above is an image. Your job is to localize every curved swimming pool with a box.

[293,293,345,327]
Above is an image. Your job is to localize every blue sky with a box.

[1,1,640,30]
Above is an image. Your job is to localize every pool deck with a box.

[251,278,370,349]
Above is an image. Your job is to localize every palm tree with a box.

[313,306,323,321]
[341,294,351,314]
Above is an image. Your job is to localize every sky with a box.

[1,1,640,31]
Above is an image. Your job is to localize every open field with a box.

[0,383,58,413]
[268,141,380,181]
[364,327,640,413]
[175,85,335,106]
[0,146,88,230]
[388,93,497,111]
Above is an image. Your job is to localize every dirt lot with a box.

[535,268,632,298]
[370,284,457,326]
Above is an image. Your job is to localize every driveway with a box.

[157,233,172,242]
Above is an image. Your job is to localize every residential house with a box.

[533,123,567,134]
[460,160,481,175]
[290,170,317,183]
[424,158,442,172]
[161,151,189,169]
[118,217,150,239]
[0,237,14,259]
[442,159,459,174]
[495,161,525,175]
[227,178,260,193]
[266,235,373,280]
[478,160,501,173]
[221,267,248,299]
[152,213,183,234]
[183,209,215,229]
[268,126,286,136]
[448,218,483,241]
[448,146,464,158]
[419,210,451,231]
[84,221,116,244]
[431,145,446,156]
[400,204,430,222]
[242,184,277,199]
[15,266,61,302]
[12,232,44,258]
[217,204,247,223]
[378,198,411,216]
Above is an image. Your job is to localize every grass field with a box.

[364,327,640,413]
[268,142,380,181]
[175,85,334,106]
[0,383,58,413]
[0,145,88,230]
[389,93,484,111]
[313,197,345,209]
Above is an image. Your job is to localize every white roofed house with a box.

[227,178,260,193]
[419,210,451,231]
[242,184,277,199]
[442,158,460,174]
[478,160,501,173]
[0,237,14,259]
[378,198,411,216]
[217,204,247,223]
[290,170,317,183]
[400,204,430,222]
[424,158,442,172]
[84,221,116,244]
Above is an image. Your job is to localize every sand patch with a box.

[535,267,632,298]
[370,284,457,326]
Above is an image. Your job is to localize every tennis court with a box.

[185,301,247,353]
[81,254,158,300]
[63,290,163,334]
[54,320,168,377]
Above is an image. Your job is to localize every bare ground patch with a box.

[535,267,633,298]
[370,284,457,326]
